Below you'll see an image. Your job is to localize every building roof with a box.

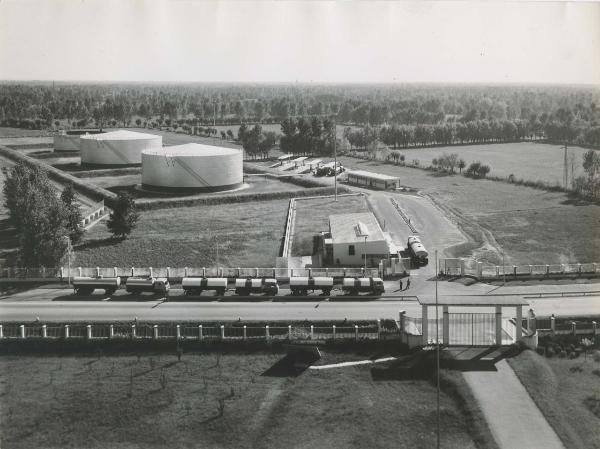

[329,212,386,244]
[80,129,160,141]
[278,154,294,160]
[346,169,399,182]
[291,156,308,162]
[143,143,241,157]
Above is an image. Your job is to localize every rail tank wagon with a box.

[80,130,162,166]
[141,143,243,192]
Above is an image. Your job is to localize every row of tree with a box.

[279,117,336,157]
[1,83,598,132]
[237,124,278,160]
[2,162,139,267]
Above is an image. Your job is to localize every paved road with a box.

[1,292,598,322]
[464,359,565,449]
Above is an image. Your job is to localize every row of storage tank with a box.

[54,129,243,192]
[72,276,386,296]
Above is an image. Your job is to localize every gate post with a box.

[421,305,428,345]
[515,306,523,341]
[495,306,503,346]
[443,306,450,345]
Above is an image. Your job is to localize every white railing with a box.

[0,320,398,342]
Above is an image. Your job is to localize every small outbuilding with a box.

[346,169,400,190]
[324,212,397,266]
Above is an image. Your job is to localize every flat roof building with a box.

[324,212,397,266]
[346,169,400,190]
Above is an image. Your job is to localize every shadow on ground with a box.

[262,352,320,377]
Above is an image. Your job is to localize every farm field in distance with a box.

[508,350,600,449]
[0,353,487,449]
[291,194,370,257]
[73,199,289,268]
[385,142,592,186]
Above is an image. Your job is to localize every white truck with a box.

[125,277,170,294]
[341,277,385,295]
[234,278,279,295]
[289,277,334,295]
[72,276,120,295]
[182,277,228,295]
[407,235,429,265]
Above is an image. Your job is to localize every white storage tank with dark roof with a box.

[142,143,243,192]
[80,130,162,166]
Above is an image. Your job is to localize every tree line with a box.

[1,83,598,147]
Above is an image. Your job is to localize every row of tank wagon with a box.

[71,276,386,296]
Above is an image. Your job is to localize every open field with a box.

[130,127,242,149]
[291,194,370,257]
[382,142,593,186]
[335,156,600,264]
[508,349,600,449]
[0,127,51,138]
[0,352,489,449]
[73,199,289,267]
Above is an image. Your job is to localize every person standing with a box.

[406,278,411,290]
[399,279,403,291]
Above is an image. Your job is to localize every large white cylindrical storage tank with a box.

[80,130,162,166]
[54,130,104,152]
[142,143,243,192]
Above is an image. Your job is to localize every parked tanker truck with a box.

[125,277,169,295]
[72,276,120,295]
[407,235,429,265]
[182,277,228,295]
[234,278,279,295]
[341,277,385,295]
[289,277,334,295]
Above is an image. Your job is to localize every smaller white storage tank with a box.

[54,129,104,152]
[142,143,243,192]
[80,130,162,166]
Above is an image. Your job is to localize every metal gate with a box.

[448,313,496,346]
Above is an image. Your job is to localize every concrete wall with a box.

[332,240,389,266]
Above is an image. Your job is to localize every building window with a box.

[349,245,355,256]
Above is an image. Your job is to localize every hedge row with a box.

[72,167,141,178]
[0,144,117,206]
[136,186,345,211]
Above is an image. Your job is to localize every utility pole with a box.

[502,252,506,287]
[562,143,568,189]
[333,117,338,201]
[435,249,440,449]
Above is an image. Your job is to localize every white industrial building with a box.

[323,212,398,266]
[80,130,162,165]
[54,129,103,152]
[142,143,243,192]
[346,169,400,190]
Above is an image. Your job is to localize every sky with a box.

[0,0,598,84]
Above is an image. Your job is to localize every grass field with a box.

[130,127,242,149]
[0,127,50,138]
[336,156,600,264]
[291,194,370,256]
[383,142,593,186]
[0,352,489,449]
[508,350,600,449]
[73,199,289,267]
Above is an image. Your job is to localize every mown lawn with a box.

[335,155,600,264]
[508,350,600,449]
[291,194,370,257]
[73,200,289,268]
[0,352,489,449]
[0,127,50,138]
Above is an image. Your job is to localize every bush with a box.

[536,346,546,356]
[568,352,578,359]
[558,350,567,358]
